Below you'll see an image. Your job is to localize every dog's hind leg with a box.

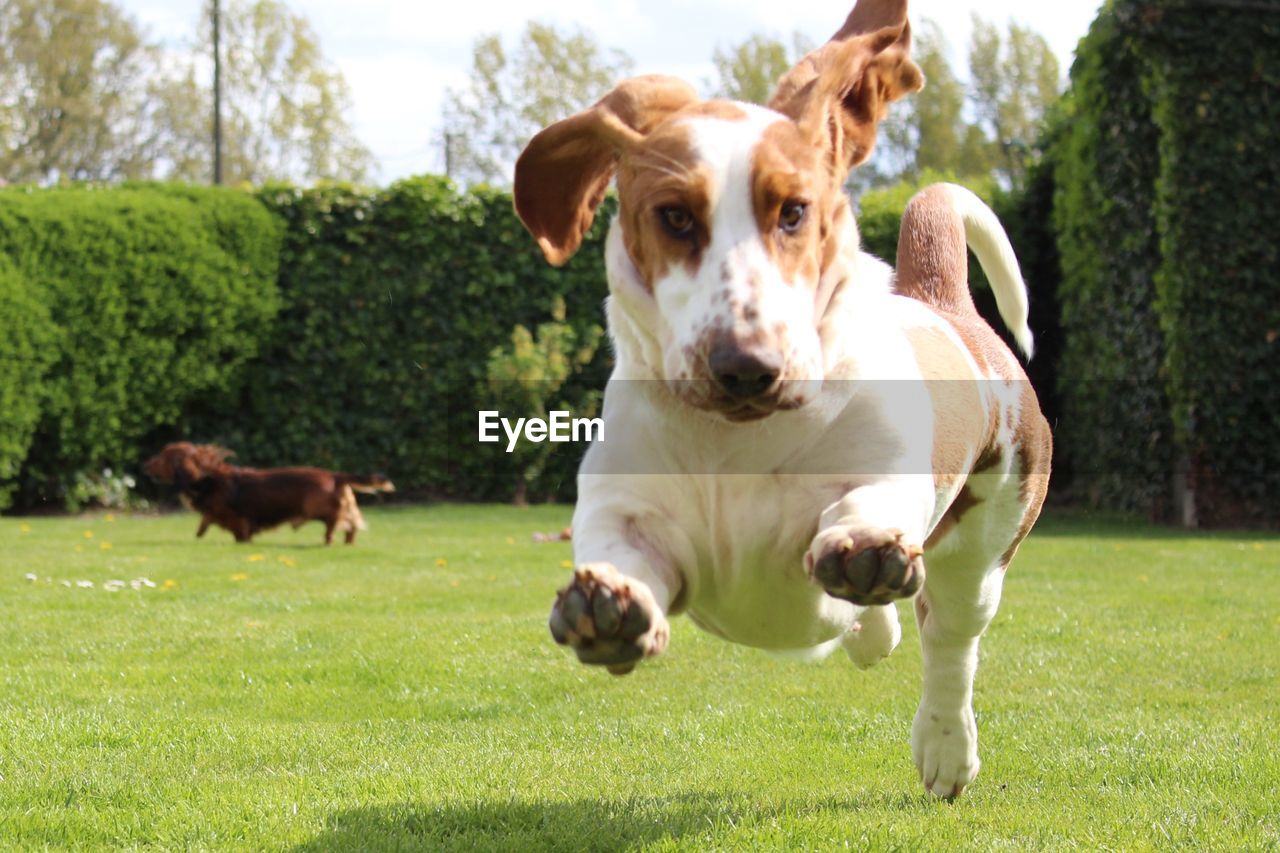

[196,516,212,538]
[910,553,1005,799]
[841,603,902,669]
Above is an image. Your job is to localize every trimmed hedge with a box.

[0,256,55,509]
[0,184,282,507]
[1136,2,1280,526]
[1049,0,1279,526]
[1050,7,1173,518]
[186,178,613,502]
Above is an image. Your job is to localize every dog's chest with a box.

[668,475,860,649]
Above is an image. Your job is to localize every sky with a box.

[119,0,1104,182]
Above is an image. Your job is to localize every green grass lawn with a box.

[1,505,1277,850]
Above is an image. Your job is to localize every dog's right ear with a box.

[514,75,699,267]
[768,0,922,180]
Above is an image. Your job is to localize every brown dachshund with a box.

[143,442,394,544]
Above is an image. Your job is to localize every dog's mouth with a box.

[666,379,815,422]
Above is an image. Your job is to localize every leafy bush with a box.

[0,184,282,508]
[188,178,614,502]
[0,256,55,509]
[484,297,603,504]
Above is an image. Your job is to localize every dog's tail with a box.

[895,183,1033,358]
[337,473,396,495]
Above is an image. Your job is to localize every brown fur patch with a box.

[896,185,976,315]
[617,121,714,289]
[749,121,829,289]
[904,326,988,490]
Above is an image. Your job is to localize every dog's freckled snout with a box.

[709,345,782,400]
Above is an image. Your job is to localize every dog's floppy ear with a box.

[514,75,699,267]
[768,0,922,178]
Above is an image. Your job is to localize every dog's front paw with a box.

[548,563,668,676]
[806,527,924,606]
[912,703,980,799]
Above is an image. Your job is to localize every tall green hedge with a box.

[186,177,613,501]
[1050,6,1173,517]
[1050,0,1279,526]
[0,184,282,506]
[0,256,55,509]
[1136,2,1280,526]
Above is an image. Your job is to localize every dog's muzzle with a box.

[709,344,782,402]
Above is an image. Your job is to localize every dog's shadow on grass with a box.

[291,792,920,851]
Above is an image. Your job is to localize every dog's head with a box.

[143,442,235,485]
[514,0,921,421]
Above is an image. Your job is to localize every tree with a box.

[968,15,1061,184]
[484,298,603,505]
[711,32,812,105]
[442,22,633,186]
[0,0,161,183]
[159,0,373,185]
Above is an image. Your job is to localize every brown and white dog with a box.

[513,0,1051,798]
[143,442,394,545]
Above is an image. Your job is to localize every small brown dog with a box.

[143,442,394,544]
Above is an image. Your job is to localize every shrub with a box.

[188,178,613,502]
[0,184,282,507]
[0,256,55,509]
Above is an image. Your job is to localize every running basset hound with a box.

[513,0,1051,798]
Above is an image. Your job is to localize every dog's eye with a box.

[658,206,695,238]
[779,201,808,233]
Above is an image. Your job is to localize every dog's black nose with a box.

[709,346,782,399]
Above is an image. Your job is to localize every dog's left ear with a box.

[514,75,699,267]
[768,0,923,179]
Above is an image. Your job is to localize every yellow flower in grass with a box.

[449,580,460,588]
[231,572,249,582]
[18,523,30,534]
[83,530,94,539]
[560,560,573,569]
[100,542,112,550]
[162,579,178,590]
[247,554,265,562]
[435,558,448,568]
[73,545,83,553]
[104,514,115,523]
[277,556,297,568]
[504,537,515,545]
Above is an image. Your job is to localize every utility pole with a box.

[212,0,224,185]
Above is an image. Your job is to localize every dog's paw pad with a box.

[549,563,668,672]
[808,528,924,606]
